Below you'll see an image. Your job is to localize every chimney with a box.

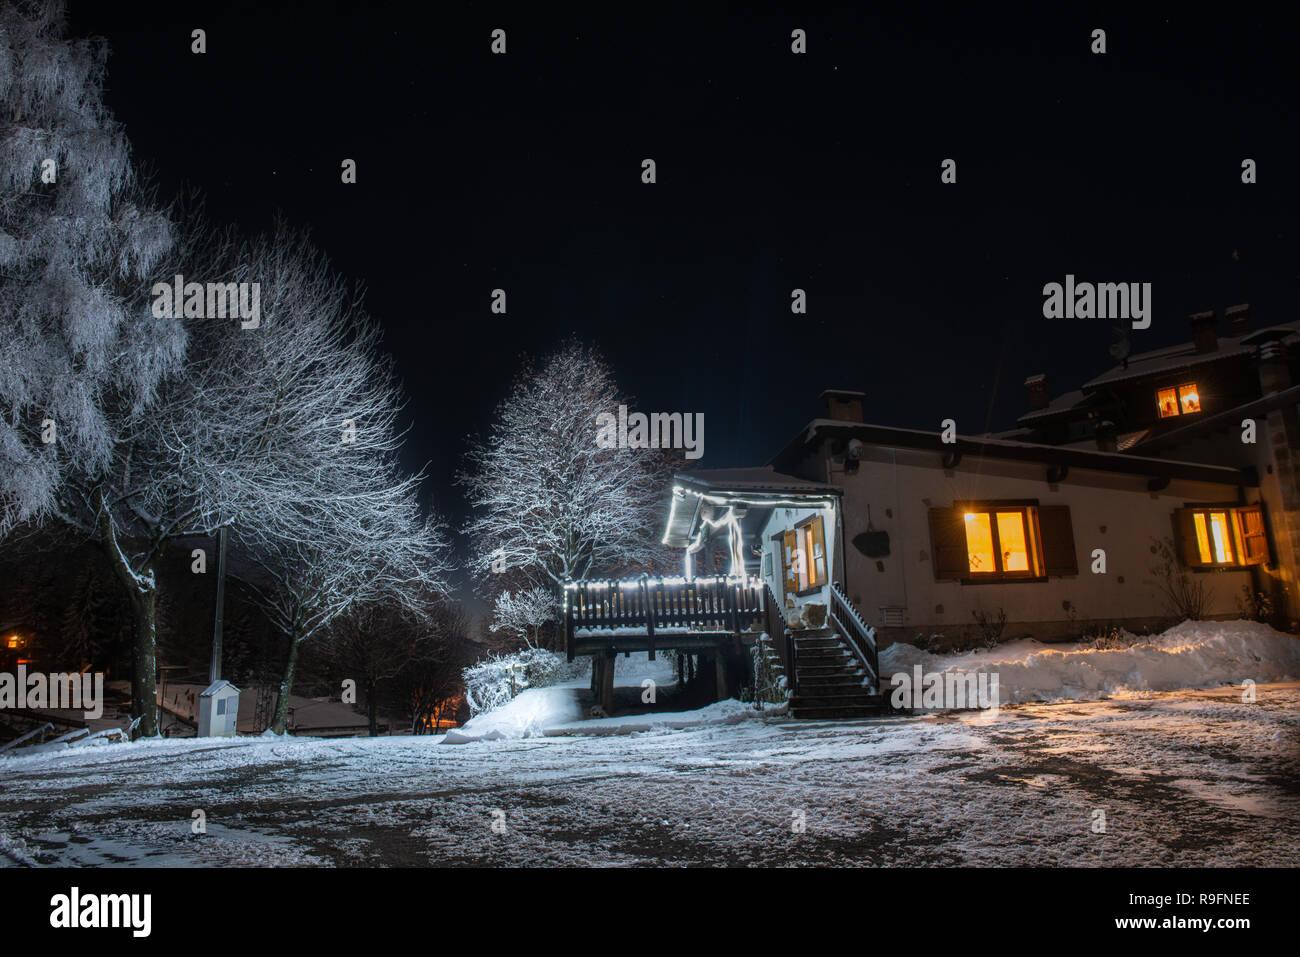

[1256,333,1292,395]
[820,389,865,423]
[1187,310,1218,354]
[1024,374,1050,411]
[1095,419,1118,453]
[1226,303,1251,337]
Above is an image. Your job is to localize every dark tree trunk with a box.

[95,497,159,739]
[367,677,378,736]
[272,634,302,734]
[126,583,159,738]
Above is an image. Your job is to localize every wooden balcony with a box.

[563,575,767,660]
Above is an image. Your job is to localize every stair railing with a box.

[829,581,879,693]
[762,581,797,696]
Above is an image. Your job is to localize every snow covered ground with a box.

[3,681,1299,866]
[881,618,1300,704]
[3,630,1298,867]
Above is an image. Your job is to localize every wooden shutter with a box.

[807,515,828,586]
[1037,505,1078,576]
[1174,508,1209,568]
[781,529,799,594]
[1235,505,1269,566]
[928,507,968,580]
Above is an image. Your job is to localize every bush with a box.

[1084,624,1142,650]
[462,648,586,716]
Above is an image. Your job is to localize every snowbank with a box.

[879,618,1300,704]
[443,651,759,742]
[443,685,585,742]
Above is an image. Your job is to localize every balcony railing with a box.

[564,575,766,660]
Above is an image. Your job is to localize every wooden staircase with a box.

[789,628,888,719]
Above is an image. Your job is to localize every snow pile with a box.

[461,649,587,717]
[446,652,691,743]
[444,685,586,742]
[879,618,1300,704]
[547,698,786,736]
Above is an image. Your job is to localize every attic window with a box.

[1157,383,1201,419]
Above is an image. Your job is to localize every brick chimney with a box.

[1187,310,1218,354]
[1226,303,1251,337]
[1024,374,1050,411]
[820,389,865,423]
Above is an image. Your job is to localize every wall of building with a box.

[759,503,838,614]
[831,445,1255,646]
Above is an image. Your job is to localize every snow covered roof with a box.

[1081,320,1300,390]
[663,469,839,548]
[200,680,239,697]
[673,467,840,496]
[773,419,1256,487]
[1015,389,1098,426]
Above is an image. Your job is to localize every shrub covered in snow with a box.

[462,649,586,716]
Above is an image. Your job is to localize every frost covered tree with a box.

[170,226,453,734]
[0,0,184,733]
[460,339,672,602]
[0,0,178,534]
[490,585,558,649]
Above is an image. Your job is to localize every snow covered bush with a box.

[749,634,787,704]
[462,648,587,716]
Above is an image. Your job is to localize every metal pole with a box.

[210,525,228,684]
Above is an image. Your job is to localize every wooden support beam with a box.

[715,652,729,702]
[600,652,616,713]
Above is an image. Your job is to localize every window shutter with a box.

[1236,505,1269,566]
[782,529,798,594]
[928,507,968,580]
[808,515,828,585]
[1037,505,1078,576]
[1174,508,1208,568]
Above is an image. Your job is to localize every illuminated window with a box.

[1157,382,1201,418]
[780,514,829,594]
[1192,511,1234,564]
[5,636,16,649]
[962,506,1041,578]
[1179,505,1268,568]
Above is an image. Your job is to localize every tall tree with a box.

[170,226,453,733]
[0,0,185,734]
[460,339,672,604]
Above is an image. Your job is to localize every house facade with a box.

[664,304,1300,652]
[564,304,1298,717]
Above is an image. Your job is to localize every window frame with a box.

[954,500,1047,583]
[1157,381,1202,419]
[793,514,829,594]
[1178,503,1269,569]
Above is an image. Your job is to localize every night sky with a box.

[69,2,1299,593]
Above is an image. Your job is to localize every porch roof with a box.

[663,468,840,548]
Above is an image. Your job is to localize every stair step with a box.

[797,664,863,675]
[796,681,870,693]
[791,694,877,708]
[791,705,888,719]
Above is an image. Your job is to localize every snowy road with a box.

[2,683,1299,867]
